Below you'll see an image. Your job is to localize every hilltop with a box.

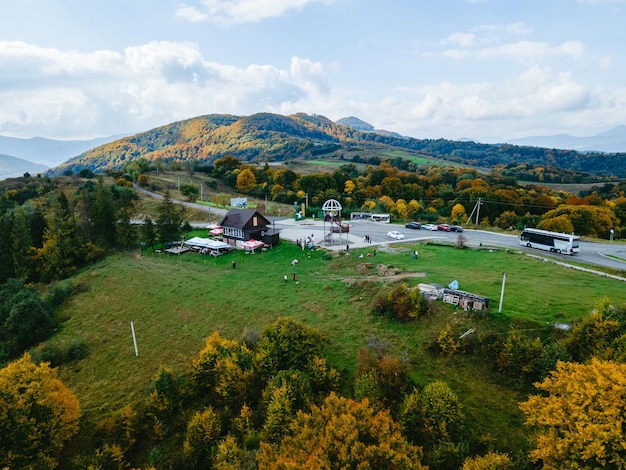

[48,112,626,179]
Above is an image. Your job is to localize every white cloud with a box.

[176,0,336,26]
[477,40,585,63]
[0,40,333,139]
[175,5,210,23]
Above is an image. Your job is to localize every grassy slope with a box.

[51,241,625,451]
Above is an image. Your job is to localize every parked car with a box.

[450,225,464,232]
[422,224,438,231]
[387,230,406,240]
[405,222,421,229]
[437,224,451,231]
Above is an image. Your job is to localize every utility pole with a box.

[466,198,483,226]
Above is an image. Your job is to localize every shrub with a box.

[435,324,460,357]
[373,283,429,322]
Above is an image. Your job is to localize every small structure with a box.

[442,289,489,311]
[185,237,233,256]
[417,283,446,301]
[322,199,349,246]
[230,197,248,208]
[217,209,279,248]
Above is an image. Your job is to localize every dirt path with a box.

[334,262,426,283]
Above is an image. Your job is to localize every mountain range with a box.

[505,125,626,153]
[0,154,48,180]
[2,113,626,181]
[0,134,127,179]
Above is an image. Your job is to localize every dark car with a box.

[450,225,464,232]
[405,222,421,229]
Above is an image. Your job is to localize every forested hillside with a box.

[51,112,626,178]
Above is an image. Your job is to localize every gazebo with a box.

[322,199,349,246]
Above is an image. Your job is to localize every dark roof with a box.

[217,209,270,230]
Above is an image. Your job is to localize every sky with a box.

[1,0,626,144]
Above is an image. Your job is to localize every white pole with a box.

[130,321,139,356]
[498,272,507,313]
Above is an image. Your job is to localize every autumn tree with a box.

[257,393,426,469]
[183,407,222,469]
[520,358,626,469]
[451,203,467,223]
[188,332,256,411]
[236,168,257,194]
[461,451,514,469]
[0,353,81,469]
[537,213,575,234]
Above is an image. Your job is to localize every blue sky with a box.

[1,0,625,143]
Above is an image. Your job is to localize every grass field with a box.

[49,240,626,451]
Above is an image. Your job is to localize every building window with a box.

[253,216,258,226]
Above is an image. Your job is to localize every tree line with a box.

[149,155,626,239]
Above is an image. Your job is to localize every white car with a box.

[422,224,438,231]
[387,230,405,240]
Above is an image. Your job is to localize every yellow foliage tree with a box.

[236,168,257,194]
[344,179,356,195]
[0,353,81,469]
[461,451,514,469]
[520,358,626,468]
[257,392,426,469]
[451,203,467,223]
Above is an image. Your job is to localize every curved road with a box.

[134,184,626,271]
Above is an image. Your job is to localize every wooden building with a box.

[217,209,280,248]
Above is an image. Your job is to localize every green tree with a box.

[3,287,55,357]
[156,189,184,244]
[257,393,426,469]
[10,207,33,280]
[520,359,626,469]
[35,191,82,279]
[180,182,200,202]
[92,178,117,248]
[0,353,81,469]
[142,217,156,248]
[399,381,464,449]
[255,317,329,379]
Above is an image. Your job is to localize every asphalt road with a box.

[340,220,626,271]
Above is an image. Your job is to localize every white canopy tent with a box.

[185,237,231,250]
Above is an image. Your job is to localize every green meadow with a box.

[48,240,625,449]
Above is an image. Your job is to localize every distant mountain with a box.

[336,116,374,131]
[505,125,626,153]
[337,116,404,138]
[0,134,128,167]
[0,154,48,180]
[49,112,626,178]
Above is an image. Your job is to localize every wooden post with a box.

[130,321,138,357]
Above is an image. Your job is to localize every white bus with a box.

[370,214,391,223]
[519,228,580,255]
